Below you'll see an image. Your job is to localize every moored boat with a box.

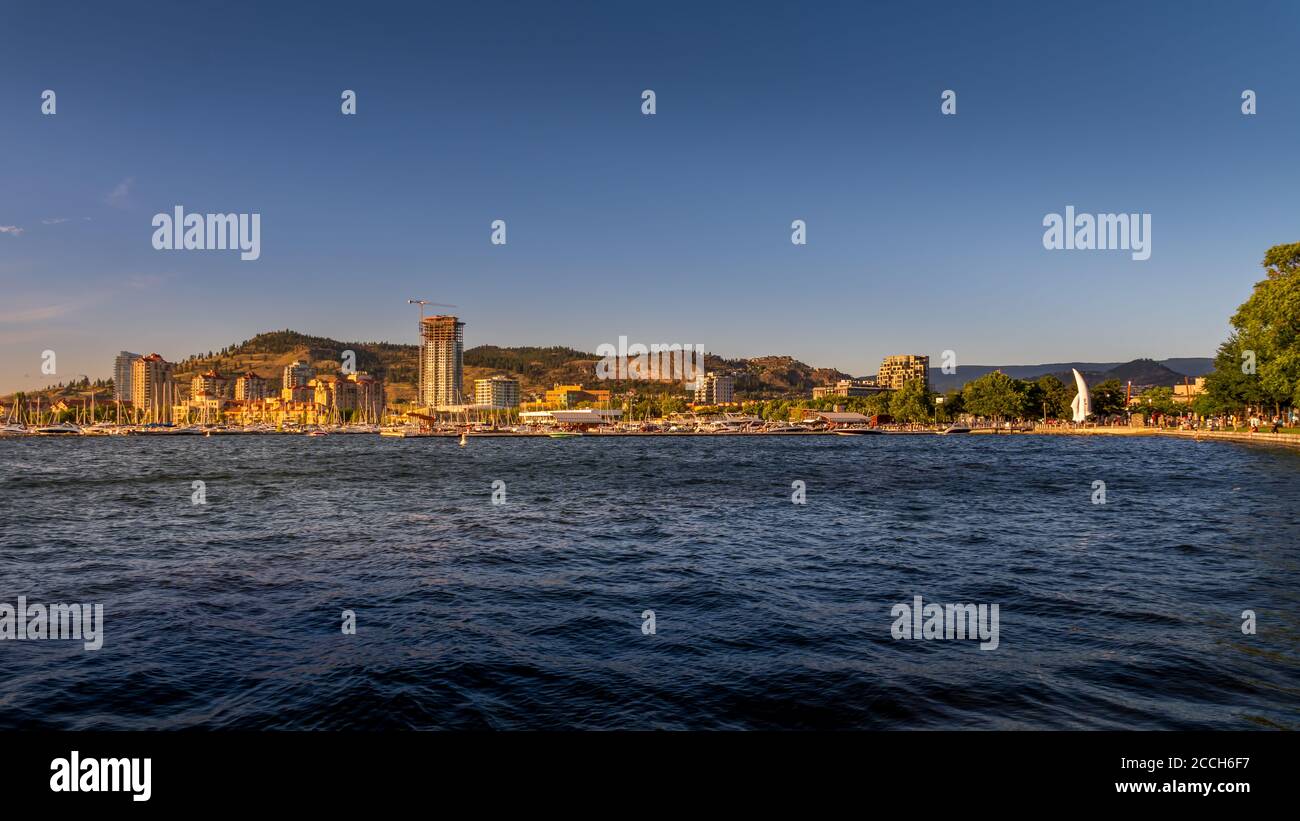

[32,423,83,435]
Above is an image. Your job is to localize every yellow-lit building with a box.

[877,355,929,390]
[530,383,613,410]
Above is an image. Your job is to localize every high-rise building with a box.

[877,355,929,390]
[475,375,521,408]
[113,351,141,401]
[132,353,176,423]
[419,315,464,407]
[694,372,735,405]
[235,372,269,401]
[282,360,313,390]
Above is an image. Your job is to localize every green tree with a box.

[1206,243,1300,414]
[889,378,933,423]
[936,389,963,422]
[1089,379,1126,416]
[1135,386,1179,417]
[961,371,1025,421]
[1033,375,1072,419]
[863,392,892,417]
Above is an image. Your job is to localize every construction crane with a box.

[407,299,457,321]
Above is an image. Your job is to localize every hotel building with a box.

[418,315,465,408]
[475,375,521,408]
[877,355,930,390]
[131,353,177,424]
[235,372,269,401]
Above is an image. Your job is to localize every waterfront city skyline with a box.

[4,1,1300,393]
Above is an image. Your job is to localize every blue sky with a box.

[2,0,1298,391]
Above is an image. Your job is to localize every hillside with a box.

[1,330,1212,406]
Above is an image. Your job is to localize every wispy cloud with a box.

[125,272,172,289]
[0,302,75,324]
[0,225,25,236]
[104,177,135,209]
[41,217,70,225]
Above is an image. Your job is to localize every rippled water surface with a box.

[1,434,1297,730]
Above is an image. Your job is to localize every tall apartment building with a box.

[131,353,176,423]
[877,355,930,390]
[419,315,464,407]
[282,360,313,389]
[475,375,521,408]
[113,351,141,401]
[694,372,735,405]
[235,372,269,401]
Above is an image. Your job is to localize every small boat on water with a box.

[306,430,328,437]
[459,431,468,446]
[32,423,83,435]
[548,431,582,438]
[941,425,972,435]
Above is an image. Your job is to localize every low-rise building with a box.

[1173,377,1206,404]
[475,375,521,408]
[536,384,613,409]
[520,408,622,429]
[191,370,230,399]
[813,378,884,399]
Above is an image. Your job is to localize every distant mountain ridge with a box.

[1,328,1213,402]
[928,358,1214,393]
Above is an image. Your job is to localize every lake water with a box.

[1,434,1297,729]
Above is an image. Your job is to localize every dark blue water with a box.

[1,434,1297,730]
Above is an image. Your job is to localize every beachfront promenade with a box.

[1025,425,1300,450]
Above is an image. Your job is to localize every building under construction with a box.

[419,315,464,408]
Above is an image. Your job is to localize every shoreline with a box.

[4,426,1300,449]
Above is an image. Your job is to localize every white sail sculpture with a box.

[1070,368,1092,422]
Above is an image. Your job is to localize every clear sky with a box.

[2,0,1298,392]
